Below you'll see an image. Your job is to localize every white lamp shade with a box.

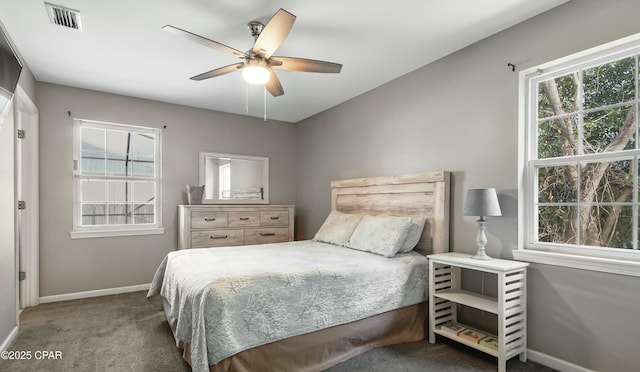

[464,188,502,217]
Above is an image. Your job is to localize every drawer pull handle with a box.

[270,217,280,220]
[239,217,250,221]
[210,235,228,240]
[260,233,276,237]
[204,218,216,222]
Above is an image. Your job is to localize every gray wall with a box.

[295,0,640,370]
[37,82,296,297]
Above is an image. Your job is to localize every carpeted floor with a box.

[0,291,554,372]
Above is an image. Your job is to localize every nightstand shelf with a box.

[428,252,529,372]
[434,324,499,357]
[433,289,498,314]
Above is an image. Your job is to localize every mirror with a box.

[199,151,269,204]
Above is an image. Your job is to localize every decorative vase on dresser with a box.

[178,204,294,249]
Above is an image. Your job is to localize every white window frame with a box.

[516,33,640,277]
[70,119,164,239]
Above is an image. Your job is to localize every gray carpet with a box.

[0,291,554,372]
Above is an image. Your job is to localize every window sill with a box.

[513,249,640,277]
[70,227,165,239]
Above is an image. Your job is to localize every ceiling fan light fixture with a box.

[242,62,270,85]
[164,8,341,97]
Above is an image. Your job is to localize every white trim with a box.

[70,227,164,239]
[528,349,594,372]
[0,326,18,352]
[513,249,640,277]
[517,32,640,275]
[39,283,150,304]
[523,32,640,80]
[72,119,163,234]
[14,85,39,308]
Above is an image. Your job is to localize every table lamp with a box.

[464,188,502,260]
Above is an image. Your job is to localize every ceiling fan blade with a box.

[163,25,247,59]
[266,68,284,97]
[190,63,244,81]
[269,57,342,73]
[252,9,296,59]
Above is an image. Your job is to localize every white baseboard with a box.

[0,326,18,352]
[39,283,150,304]
[528,349,594,372]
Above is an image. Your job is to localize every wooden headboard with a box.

[330,171,450,255]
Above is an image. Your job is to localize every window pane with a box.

[81,180,105,202]
[131,133,155,161]
[106,157,128,176]
[580,205,633,248]
[583,105,635,153]
[538,74,578,119]
[538,116,578,158]
[581,160,633,203]
[107,180,130,202]
[81,152,106,175]
[133,181,155,203]
[81,203,106,226]
[108,203,131,225]
[538,206,577,244]
[134,204,155,224]
[106,130,130,155]
[584,56,635,110]
[538,165,578,203]
[132,160,155,177]
[81,127,104,152]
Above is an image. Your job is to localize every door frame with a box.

[14,85,39,308]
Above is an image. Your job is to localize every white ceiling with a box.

[0,0,568,123]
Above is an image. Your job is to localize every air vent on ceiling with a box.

[45,2,82,31]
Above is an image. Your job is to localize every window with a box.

[71,119,163,238]
[219,162,230,199]
[517,35,640,276]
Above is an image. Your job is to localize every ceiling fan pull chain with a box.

[264,86,267,122]
[245,82,249,114]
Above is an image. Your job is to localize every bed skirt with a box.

[163,298,428,372]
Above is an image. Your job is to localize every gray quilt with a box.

[147,240,429,372]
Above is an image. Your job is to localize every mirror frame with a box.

[198,151,269,204]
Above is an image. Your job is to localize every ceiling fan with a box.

[163,8,342,97]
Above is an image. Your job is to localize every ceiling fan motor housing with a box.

[247,21,264,39]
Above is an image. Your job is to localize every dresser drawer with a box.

[227,211,260,227]
[259,211,289,226]
[191,211,227,229]
[244,227,289,245]
[191,229,244,247]
[179,205,294,249]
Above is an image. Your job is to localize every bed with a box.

[147,171,450,372]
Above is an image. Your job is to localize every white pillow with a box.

[346,215,413,257]
[313,211,363,246]
[398,216,427,253]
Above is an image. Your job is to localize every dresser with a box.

[178,205,294,249]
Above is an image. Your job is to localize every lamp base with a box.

[472,251,492,260]
[472,219,492,260]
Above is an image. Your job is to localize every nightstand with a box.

[428,252,529,372]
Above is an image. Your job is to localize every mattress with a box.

[147,240,429,372]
